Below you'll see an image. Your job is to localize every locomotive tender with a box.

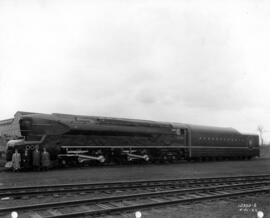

[5,113,259,167]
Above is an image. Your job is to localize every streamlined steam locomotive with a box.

[5,113,259,167]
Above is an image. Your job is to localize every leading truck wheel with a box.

[59,159,67,168]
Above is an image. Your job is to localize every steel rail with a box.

[1,178,270,199]
[1,174,270,199]
[0,180,269,215]
[44,187,270,218]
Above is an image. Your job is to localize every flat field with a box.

[1,158,270,218]
[0,158,270,186]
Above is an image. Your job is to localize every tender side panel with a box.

[187,124,259,158]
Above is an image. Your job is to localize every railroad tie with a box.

[96,203,113,210]
[29,212,43,218]
[79,205,94,211]
[47,209,63,216]
[150,198,166,203]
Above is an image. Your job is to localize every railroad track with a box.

[1,174,270,199]
[0,175,270,218]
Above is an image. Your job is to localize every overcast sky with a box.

[0,0,270,140]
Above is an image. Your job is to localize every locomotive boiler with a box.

[5,113,260,168]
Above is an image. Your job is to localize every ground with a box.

[0,157,270,217]
[0,158,270,186]
[260,146,270,158]
[109,194,270,218]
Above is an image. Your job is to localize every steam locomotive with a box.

[5,113,259,167]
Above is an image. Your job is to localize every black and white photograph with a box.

[0,0,270,217]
